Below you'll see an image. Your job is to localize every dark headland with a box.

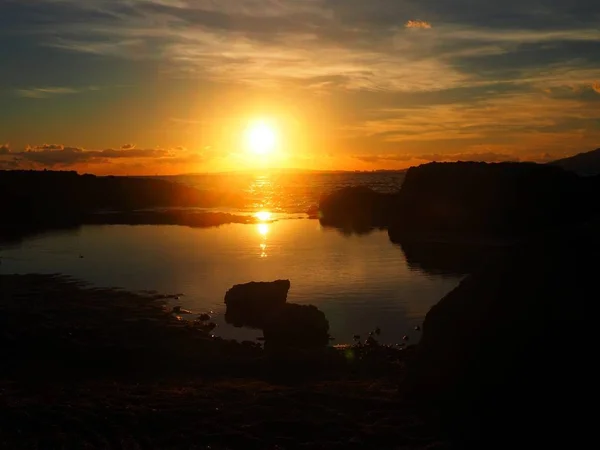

[1,170,252,243]
[2,155,599,448]
[318,158,598,447]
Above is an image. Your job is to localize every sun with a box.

[245,120,277,156]
[255,211,272,222]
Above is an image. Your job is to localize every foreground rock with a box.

[263,304,330,349]
[224,280,330,348]
[406,225,595,447]
[224,280,291,328]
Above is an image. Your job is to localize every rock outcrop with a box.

[318,186,399,234]
[406,226,595,447]
[224,280,291,329]
[263,304,330,348]
[393,161,586,235]
[318,162,597,238]
[224,280,330,348]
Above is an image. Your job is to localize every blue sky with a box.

[1,0,599,174]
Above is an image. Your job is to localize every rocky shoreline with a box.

[0,274,436,449]
[2,161,597,448]
[2,215,595,448]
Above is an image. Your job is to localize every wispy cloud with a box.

[3,144,211,171]
[2,0,600,170]
[339,83,600,160]
[12,0,597,95]
[16,86,99,98]
[17,87,79,98]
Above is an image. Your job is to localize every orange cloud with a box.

[0,144,215,175]
[593,81,600,94]
[354,152,518,164]
[405,20,432,29]
[26,143,65,151]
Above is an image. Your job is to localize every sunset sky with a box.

[1,0,599,175]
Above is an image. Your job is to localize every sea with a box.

[0,171,464,345]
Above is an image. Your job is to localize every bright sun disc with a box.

[245,121,277,155]
[255,211,272,222]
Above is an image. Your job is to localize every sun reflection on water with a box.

[257,223,270,237]
[255,215,271,258]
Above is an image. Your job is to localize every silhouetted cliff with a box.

[393,162,588,234]
[319,162,597,237]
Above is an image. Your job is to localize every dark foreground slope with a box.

[406,221,597,448]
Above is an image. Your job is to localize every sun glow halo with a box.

[245,120,277,156]
[255,211,272,222]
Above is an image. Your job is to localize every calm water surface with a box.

[164,171,406,214]
[1,219,461,344]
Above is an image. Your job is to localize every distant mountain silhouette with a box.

[550,147,600,175]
